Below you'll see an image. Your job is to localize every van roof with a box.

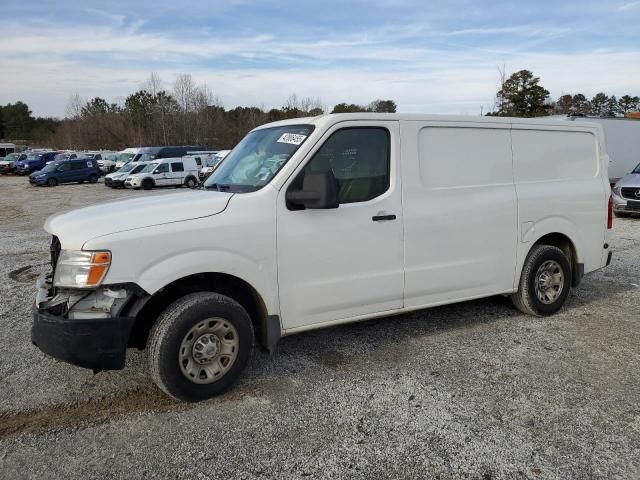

[253,113,604,132]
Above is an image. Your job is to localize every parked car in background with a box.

[130,146,206,164]
[124,157,199,190]
[183,151,217,178]
[198,150,231,180]
[29,158,100,186]
[104,161,150,188]
[612,161,640,217]
[0,143,16,160]
[94,152,119,173]
[0,152,27,174]
[15,151,58,174]
[115,148,141,169]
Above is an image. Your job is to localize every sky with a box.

[1,0,639,118]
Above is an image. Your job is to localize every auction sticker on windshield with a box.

[277,133,307,145]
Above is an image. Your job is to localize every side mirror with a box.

[286,171,339,209]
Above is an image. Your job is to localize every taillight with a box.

[607,195,613,229]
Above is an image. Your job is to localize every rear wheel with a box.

[88,174,98,184]
[46,178,58,187]
[142,179,154,190]
[148,292,254,401]
[511,245,571,316]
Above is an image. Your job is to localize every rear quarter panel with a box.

[512,124,607,278]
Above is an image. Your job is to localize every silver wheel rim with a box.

[534,260,565,304]
[178,318,239,384]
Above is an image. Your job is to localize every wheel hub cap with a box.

[192,334,220,364]
[178,318,239,384]
[535,260,565,304]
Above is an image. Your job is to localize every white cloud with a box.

[617,1,640,11]
[0,19,638,117]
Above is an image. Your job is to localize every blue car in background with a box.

[29,158,100,186]
[14,151,57,175]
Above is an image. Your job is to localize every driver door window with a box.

[293,128,390,204]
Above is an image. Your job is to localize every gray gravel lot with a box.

[0,174,639,479]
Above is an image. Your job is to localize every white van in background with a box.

[115,148,141,169]
[198,150,231,180]
[124,156,199,189]
[0,143,16,160]
[32,114,612,402]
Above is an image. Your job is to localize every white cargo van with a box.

[32,114,612,401]
[124,157,199,189]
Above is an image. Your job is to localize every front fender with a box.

[134,249,277,313]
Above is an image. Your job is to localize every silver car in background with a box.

[612,162,640,217]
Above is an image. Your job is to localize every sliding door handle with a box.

[372,214,396,221]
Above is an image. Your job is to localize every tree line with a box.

[0,73,396,150]
[2,70,638,149]
[490,69,640,118]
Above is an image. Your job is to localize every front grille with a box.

[50,235,61,272]
[621,187,640,200]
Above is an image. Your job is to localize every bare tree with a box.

[66,92,85,119]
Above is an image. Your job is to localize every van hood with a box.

[45,190,233,249]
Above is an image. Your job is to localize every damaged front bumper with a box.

[31,275,142,370]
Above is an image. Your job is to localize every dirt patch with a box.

[8,263,49,283]
[0,387,188,439]
[319,349,351,370]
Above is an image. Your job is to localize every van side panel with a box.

[401,121,518,308]
[512,126,606,277]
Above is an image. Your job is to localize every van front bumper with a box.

[32,306,134,370]
[31,275,141,371]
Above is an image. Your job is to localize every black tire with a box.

[88,174,98,184]
[614,211,631,218]
[142,178,154,190]
[148,292,254,402]
[511,245,572,316]
[47,178,58,187]
[185,176,197,189]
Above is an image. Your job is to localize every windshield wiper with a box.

[204,183,231,191]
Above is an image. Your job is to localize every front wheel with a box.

[148,292,254,402]
[185,176,197,189]
[47,178,58,187]
[88,174,98,184]
[142,179,153,190]
[511,245,571,316]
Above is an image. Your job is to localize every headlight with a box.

[612,185,622,196]
[54,250,112,288]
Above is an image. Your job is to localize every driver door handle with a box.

[372,214,396,221]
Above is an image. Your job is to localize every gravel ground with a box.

[0,174,639,479]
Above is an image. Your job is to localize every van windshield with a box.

[204,125,314,192]
[39,162,61,173]
[141,162,159,173]
[118,162,137,173]
[633,162,640,174]
[135,153,157,162]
